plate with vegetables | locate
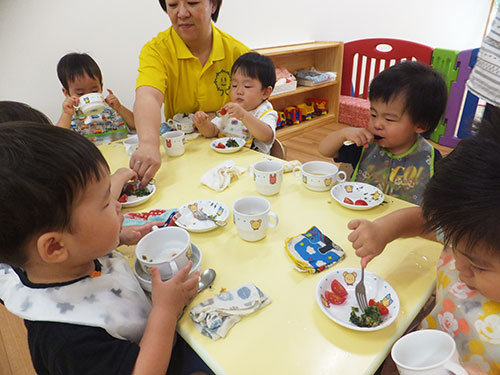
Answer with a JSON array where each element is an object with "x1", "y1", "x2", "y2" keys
[
  {"x1": 315, "y1": 268, "x2": 400, "y2": 331},
  {"x1": 210, "y1": 137, "x2": 245, "y2": 153},
  {"x1": 330, "y1": 182, "x2": 384, "y2": 210},
  {"x1": 119, "y1": 182, "x2": 156, "y2": 208}
]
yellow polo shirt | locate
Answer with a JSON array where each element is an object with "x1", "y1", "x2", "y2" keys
[{"x1": 136, "y1": 24, "x2": 249, "y2": 120}]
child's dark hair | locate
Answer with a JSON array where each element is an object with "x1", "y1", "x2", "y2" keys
[
  {"x1": 422, "y1": 109, "x2": 500, "y2": 256},
  {"x1": 0, "y1": 101, "x2": 52, "y2": 125},
  {"x1": 231, "y1": 52, "x2": 276, "y2": 90},
  {"x1": 369, "y1": 61, "x2": 447, "y2": 135},
  {"x1": 0, "y1": 123, "x2": 109, "y2": 267},
  {"x1": 159, "y1": 0, "x2": 222, "y2": 22},
  {"x1": 57, "y1": 53, "x2": 102, "y2": 93}
]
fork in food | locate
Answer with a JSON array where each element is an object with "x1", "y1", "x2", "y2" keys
[
  {"x1": 355, "y1": 266, "x2": 368, "y2": 311},
  {"x1": 193, "y1": 209, "x2": 227, "y2": 227}
]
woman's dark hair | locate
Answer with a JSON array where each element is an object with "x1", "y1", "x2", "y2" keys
[
  {"x1": 0, "y1": 123, "x2": 109, "y2": 267},
  {"x1": 57, "y1": 53, "x2": 102, "y2": 93},
  {"x1": 231, "y1": 52, "x2": 276, "y2": 90},
  {"x1": 159, "y1": 0, "x2": 222, "y2": 22},
  {"x1": 0, "y1": 101, "x2": 52, "y2": 125},
  {"x1": 422, "y1": 108, "x2": 500, "y2": 256},
  {"x1": 369, "y1": 61, "x2": 448, "y2": 135}
]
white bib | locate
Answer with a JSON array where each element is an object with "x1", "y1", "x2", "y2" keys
[{"x1": 0, "y1": 251, "x2": 151, "y2": 343}]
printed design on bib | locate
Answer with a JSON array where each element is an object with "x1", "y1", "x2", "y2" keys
[
  {"x1": 438, "y1": 298, "x2": 470, "y2": 337},
  {"x1": 214, "y1": 69, "x2": 231, "y2": 96},
  {"x1": 475, "y1": 302, "x2": 500, "y2": 344}
]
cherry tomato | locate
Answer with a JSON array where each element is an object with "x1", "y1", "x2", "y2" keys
[
  {"x1": 325, "y1": 290, "x2": 346, "y2": 305},
  {"x1": 215, "y1": 143, "x2": 226, "y2": 149},
  {"x1": 118, "y1": 194, "x2": 128, "y2": 203},
  {"x1": 369, "y1": 299, "x2": 389, "y2": 315},
  {"x1": 343, "y1": 197, "x2": 354, "y2": 205},
  {"x1": 220, "y1": 108, "x2": 227, "y2": 115},
  {"x1": 330, "y1": 279, "x2": 348, "y2": 297},
  {"x1": 355, "y1": 199, "x2": 368, "y2": 206}
]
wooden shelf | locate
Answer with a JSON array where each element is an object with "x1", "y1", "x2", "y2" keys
[{"x1": 255, "y1": 41, "x2": 343, "y2": 140}]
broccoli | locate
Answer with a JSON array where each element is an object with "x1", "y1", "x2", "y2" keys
[{"x1": 349, "y1": 305, "x2": 383, "y2": 327}]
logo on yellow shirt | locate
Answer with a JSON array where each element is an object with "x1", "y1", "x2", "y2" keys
[{"x1": 214, "y1": 69, "x2": 231, "y2": 96}]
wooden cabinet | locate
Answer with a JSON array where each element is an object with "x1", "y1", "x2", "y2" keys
[{"x1": 255, "y1": 41, "x2": 343, "y2": 141}]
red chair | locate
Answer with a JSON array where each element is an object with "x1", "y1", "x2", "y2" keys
[
  {"x1": 339, "y1": 38, "x2": 433, "y2": 128},
  {"x1": 341, "y1": 38, "x2": 434, "y2": 99}
]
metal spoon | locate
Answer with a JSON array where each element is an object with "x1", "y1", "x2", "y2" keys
[{"x1": 197, "y1": 268, "x2": 216, "y2": 293}]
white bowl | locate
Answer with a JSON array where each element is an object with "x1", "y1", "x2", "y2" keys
[{"x1": 134, "y1": 242, "x2": 202, "y2": 293}]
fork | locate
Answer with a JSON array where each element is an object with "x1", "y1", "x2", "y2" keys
[
  {"x1": 355, "y1": 266, "x2": 368, "y2": 311},
  {"x1": 193, "y1": 209, "x2": 227, "y2": 227}
]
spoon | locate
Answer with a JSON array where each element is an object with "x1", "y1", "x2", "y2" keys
[{"x1": 197, "y1": 268, "x2": 216, "y2": 293}]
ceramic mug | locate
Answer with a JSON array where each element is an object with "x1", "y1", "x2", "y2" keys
[
  {"x1": 167, "y1": 113, "x2": 195, "y2": 134},
  {"x1": 123, "y1": 135, "x2": 139, "y2": 156},
  {"x1": 162, "y1": 130, "x2": 186, "y2": 156},
  {"x1": 232, "y1": 196, "x2": 278, "y2": 241},
  {"x1": 293, "y1": 161, "x2": 346, "y2": 191},
  {"x1": 391, "y1": 330, "x2": 468, "y2": 375},
  {"x1": 247, "y1": 160, "x2": 284, "y2": 196},
  {"x1": 135, "y1": 226, "x2": 192, "y2": 280},
  {"x1": 74, "y1": 93, "x2": 106, "y2": 116}
]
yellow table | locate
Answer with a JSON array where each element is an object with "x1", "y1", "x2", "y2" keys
[{"x1": 100, "y1": 137, "x2": 442, "y2": 375}]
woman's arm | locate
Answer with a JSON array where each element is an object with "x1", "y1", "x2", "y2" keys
[{"x1": 131, "y1": 86, "x2": 164, "y2": 186}]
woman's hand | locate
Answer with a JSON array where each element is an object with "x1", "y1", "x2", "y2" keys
[{"x1": 130, "y1": 143, "x2": 161, "y2": 187}]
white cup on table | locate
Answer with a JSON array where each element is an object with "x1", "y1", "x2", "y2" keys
[
  {"x1": 247, "y1": 160, "x2": 283, "y2": 196},
  {"x1": 123, "y1": 135, "x2": 139, "y2": 156},
  {"x1": 293, "y1": 161, "x2": 346, "y2": 191},
  {"x1": 391, "y1": 329, "x2": 467, "y2": 375},
  {"x1": 162, "y1": 130, "x2": 185, "y2": 156},
  {"x1": 232, "y1": 196, "x2": 278, "y2": 241}
]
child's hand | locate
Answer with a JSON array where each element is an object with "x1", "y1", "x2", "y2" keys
[
  {"x1": 342, "y1": 127, "x2": 374, "y2": 147},
  {"x1": 151, "y1": 262, "x2": 199, "y2": 317},
  {"x1": 348, "y1": 219, "x2": 389, "y2": 267},
  {"x1": 193, "y1": 111, "x2": 209, "y2": 127},
  {"x1": 112, "y1": 167, "x2": 137, "y2": 184},
  {"x1": 105, "y1": 89, "x2": 121, "y2": 111},
  {"x1": 119, "y1": 221, "x2": 164, "y2": 246},
  {"x1": 62, "y1": 96, "x2": 78, "y2": 115},
  {"x1": 224, "y1": 102, "x2": 247, "y2": 121}
]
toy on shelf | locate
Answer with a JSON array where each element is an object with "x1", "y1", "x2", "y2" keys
[
  {"x1": 297, "y1": 103, "x2": 314, "y2": 121},
  {"x1": 271, "y1": 66, "x2": 297, "y2": 96},
  {"x1": 284, "y1": 106, "x2": 301, "y2": 125},
  {"x1": 306, "y1": 98, "x2": 328, "y2": 116},
  {"x1": 276, "y1": 111, "x2": 286, "y2": 129}
]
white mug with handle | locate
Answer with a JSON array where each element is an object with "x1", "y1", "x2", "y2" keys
[{"x1": 391, "y1": 329, "x2": 468, "y2": 375}]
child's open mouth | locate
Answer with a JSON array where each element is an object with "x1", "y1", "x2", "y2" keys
[{"x1": 374, "y1": 135, "x2": 383, "y2": 141}]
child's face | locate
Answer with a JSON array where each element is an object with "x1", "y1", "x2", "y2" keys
[
  {"x1": 64, "y1": 74, "x2": 102, "y2": 98},
  {"x1": 368, "y1": 95, "x2": 426, "y2": 155},
  {"x1": 452, "y1": 240, "x2": 500, "y2": 302},
  {"x1": 63, "y1": 169, "x2": 123, "y2": 264},
  {"x1": 229, "y1": 69, "x2": 270, "y2": 111}
]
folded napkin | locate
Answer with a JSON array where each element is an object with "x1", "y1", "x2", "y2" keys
[
  {"x1": 285, "y1": 226, "x2": 345, "y2": 273},
  {"x1": 123, "y1": 208, "x2": 178, "y2": 227},
  {"x1": 200, "y1": 160, "x2": 245, "y2": 192},
  {"x1": 262, "y1": 156, "x2": 301, "y2": 173},
  {"x1": 190, "y1": 282, "x2": 271, "y2": 340}
]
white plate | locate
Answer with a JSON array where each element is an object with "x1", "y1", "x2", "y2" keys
[
  {"x1": 121, "y1": 184, "x2": 156, "y2": 208},
  {"x1": 210, "y1": 137, "x2": 245, "y2": 153},
  {"x1": 175, "y1": 199, "x2": 229, "y2": 232},
  {"x1": 315, "y1": 268, "x2": 400, "y2": 331},
  {"x1": 330, "y1": 182, "x2": 384, "y2": 210}
]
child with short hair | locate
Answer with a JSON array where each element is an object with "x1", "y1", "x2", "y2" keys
[
  {"x1": 194, "y1": 52, "x2": 278, "y2": 154},
  {"x1": 0, "y1": 100, "x2": 52, "y2": 124},
  {"x1": 56, "y1": 52, "x2": 135, "y2": 145},
  {"x1": 318, "y1": 61, "x2": 448, "y2": 204},
  {"x1": 348, "y1": 112, "x2": 500, "y2": 374},
  {"x1": 0, "y1": 123, "x2": 203, "y2": 375}
]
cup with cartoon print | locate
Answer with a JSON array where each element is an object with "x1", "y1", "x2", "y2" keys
[
  {"x1": 293, "y1": 161, "x2": 346, "y2": 191},
  {"x1": 232, "y1": 196, "x2": 279, "y2": 241},
  {"x1": 247, "y1": 160, "x2": 284, "y2": 196},
  {"x1": 74, "y1": 93, "x2": 106, "y2": 116},
  {"x1": 391, "y1": 329, "x2": 468, "y2": 375},
  {"x1": 167, "y1": 113, "x2": 195, "y2": 134},
  {"x1": 162, "y1": 130, "x2": 186, "y2": 156}
]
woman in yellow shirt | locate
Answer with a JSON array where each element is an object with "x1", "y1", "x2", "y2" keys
[{"x1": 132, "y1": 0, "x2": 249, "y2": 184}]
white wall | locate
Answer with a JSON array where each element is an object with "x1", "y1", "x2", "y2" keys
[{"x1": 0, "y1": 0, "x2": 491, "y2": 123}]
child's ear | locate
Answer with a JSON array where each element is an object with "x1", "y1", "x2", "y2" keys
[
  {"x1": 62, "y1": 88, "x2": 70, "y2": 97},
  {"x1": 36, "y1": 232, "x2": 69, "y2": 264},
  {"x1": 262, "y1": 86, "x2": 273, "y2": 100}
]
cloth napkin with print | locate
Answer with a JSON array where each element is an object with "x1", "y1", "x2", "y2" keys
[
  {"x1": 190, "y1": 282, "x2": 271, "y2": 340},
  {"x1": 200, "y1": 160, "x2": 245, "y2": 192},
  {"x1": 122, "y1": 208, "x2": 178, "y2": 227},
  {"x1": 285, "y1": 226, "x2": 345, "y2": 273}
]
